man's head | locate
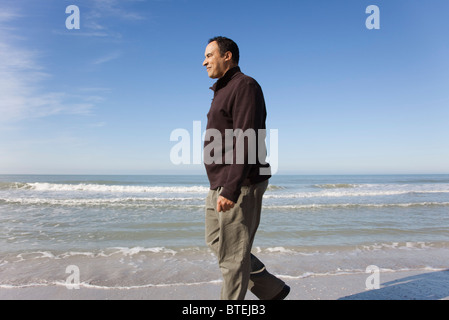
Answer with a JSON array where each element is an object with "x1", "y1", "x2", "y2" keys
[{"x1": 203, "y1": 36, "x2": 239, "y2": 79}]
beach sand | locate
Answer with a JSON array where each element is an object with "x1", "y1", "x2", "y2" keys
[{"x1": 1, "y1": 269, "x2": 448, "y2": 300}]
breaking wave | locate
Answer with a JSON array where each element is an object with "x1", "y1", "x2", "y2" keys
[{"x1": 4, "y1": 182, "x2": 210, "y2": 194}]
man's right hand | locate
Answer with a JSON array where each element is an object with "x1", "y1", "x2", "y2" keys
[{"x1": 217, "y1": 195, "x2": 235, "y2": 212}]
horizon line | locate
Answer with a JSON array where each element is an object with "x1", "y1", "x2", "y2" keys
[{"x1": 1, "y1": 172, "x2": 449, "y2": 176}]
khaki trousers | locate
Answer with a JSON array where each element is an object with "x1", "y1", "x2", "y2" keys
[{"x1": 205, "y1": 179, "x2": 285, "y2": 300}]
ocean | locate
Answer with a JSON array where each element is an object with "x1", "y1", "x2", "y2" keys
[{"x1": 1, "y1": 174, "x2": 449, "y2": 290}]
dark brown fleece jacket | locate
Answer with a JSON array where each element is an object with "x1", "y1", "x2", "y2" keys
[{"x1": 204, "y1": 66, "x2": 271, "y2": 203}]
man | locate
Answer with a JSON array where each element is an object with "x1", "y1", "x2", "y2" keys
[{"x1": 202, "y1": 36, "x2": 290, "y2": 300}]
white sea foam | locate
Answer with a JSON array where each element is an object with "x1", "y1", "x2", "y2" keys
[
  {"x1": 0, "y1": 197, "x2": 205, "y2": 207},
  {"x1": 2, "y1": 196, "x2": 448, "y2": 209},
  {"x1": 1, "y1": 243, "x2": 448, "y2": 291},
  {"x1": 263, "y1": 202, "x2": 449, "y2": 210},
  {"x1": 264, "y1": 185, "x2": 449, "y2": 199},
  {"x1": 263, "y1": 246, "x2": 296, "y2": 254},
  {"x1": 0, "y1": 279, "x2": 224, "y2": 290},
  {"x1": 108, "y1": 247, "x2": 178, "y2": 256},
  {"x1": 9, "y1": 247, "x2": 181, "y2": 262},
  {"x1": 6, "y1": 242, "x2": 442, "y2": 263},
  {"x1": 2, "y1": 175, "x2": 449, "y2": 270},
  {"x1": 4, "y1": 181, "x2": 449, "y2": 199},
  {"x1": 252, "y1": 242, "x2": 447, "y2": 256},
  {"x1": 22, "y1": 182, "x2": 210, "y2": 194},
  {"x1": 2, "y1": 266, "x2": 447, "y2": 290},
  {"x1": 313, "y1": 183, "x2": 360, "y2": 189},
  {"x1": 276, "y1": 266, "x2": 448, "y2": 280},
  {"x1": 15, "y1": 251, "x2": 57, "y2": 261}
]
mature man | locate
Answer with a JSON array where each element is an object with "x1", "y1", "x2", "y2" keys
[{"x1": 203, "y1": 36, "x2": 290, "y2": 300}]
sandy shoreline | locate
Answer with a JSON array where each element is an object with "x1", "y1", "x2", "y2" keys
[{"x1": 1, "y1": 269, "x2": 448, "y2": 300}]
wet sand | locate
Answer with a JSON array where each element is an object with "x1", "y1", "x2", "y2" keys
[{"x1": 1, "y1": 269, "x2": 448, "y2": 300}]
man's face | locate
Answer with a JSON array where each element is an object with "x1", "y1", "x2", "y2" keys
[{"x1": 203, "y1": 41, "x2": 230, "y2": 79}]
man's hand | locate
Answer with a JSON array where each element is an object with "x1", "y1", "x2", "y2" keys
[{"x1": 217, "y1": 195, "x2": 235, "y2": 212}]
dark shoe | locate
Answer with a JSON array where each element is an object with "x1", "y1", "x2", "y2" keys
[{"x1": 271, "y1": 285, "x2": 290, "y2": 300}]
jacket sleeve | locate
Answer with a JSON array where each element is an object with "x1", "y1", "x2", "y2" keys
[{"x1": 219, "y1": 80, "x2": 264, "y2": 203}]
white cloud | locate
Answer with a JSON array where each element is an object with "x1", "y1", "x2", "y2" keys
[
  {"x1": 92, "y1": 51, "x2": 122, "y2": 64},
  {"x1": 60, "y1": 0, "x2": 147, "y2": 38},
  {"x1": 0, "y1": 8, "x2": 97, "y2": 123},
  {"x1": 90, "y1": 0, "x2": 146, "y2": 21},
  {"x1": 88, "y1": 121, "x2": 107, "y2": 128},
  {"x1": 0, "y1": 9, "x2": 21, "y2": 23}
]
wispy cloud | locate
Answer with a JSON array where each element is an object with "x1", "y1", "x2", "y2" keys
[
  {"x1": 90, "y1": 0, "x2": 146, "y2": 21},
  {"x1": 57, "y1": 0, "x2": 147, "y2": 38},
  {"x1": 0, "y1": 9, "x2": 21, "y2": 23},
  {"x1": 0, "y1": 8, "x2": 97, "y2": 123},
  {"x1": 88, "y1": 121, "x2": 107, "y2": 128},
  {"x1": 92, "y1": 51, "x2": 122, "y2": 65}
]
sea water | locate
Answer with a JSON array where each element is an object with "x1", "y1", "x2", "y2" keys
[{"x1": 1, "y1": 174, "x2": 449, "y2": 289}]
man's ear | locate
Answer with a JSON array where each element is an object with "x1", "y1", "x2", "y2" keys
[{"x1": 224, "y1": 51, "x2": 233, "y2": 62}]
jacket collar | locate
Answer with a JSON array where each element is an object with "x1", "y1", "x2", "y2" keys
[{"x1": 210, "y1": 66, "x2": 241, "y2": 92}]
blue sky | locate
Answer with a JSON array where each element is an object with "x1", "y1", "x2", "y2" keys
[{"x1": 0, "y1": 0, "x2": 448, "y2": 175}]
